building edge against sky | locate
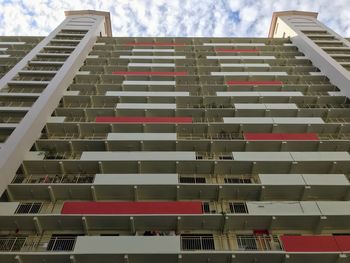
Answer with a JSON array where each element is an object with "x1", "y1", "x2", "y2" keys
[{"x1": 0, "y1": 9, "x2": 349, "y2": 263}]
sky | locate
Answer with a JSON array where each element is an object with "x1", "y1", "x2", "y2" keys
[{"x1": 0, "y1": 0, "x2": 350, "y2": 38}]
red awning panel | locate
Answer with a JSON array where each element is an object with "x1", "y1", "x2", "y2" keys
[
  {"x1": 334, "y1": 236, "x2": 350, "y2": 252},
  {"x1": 61, "y1": 201, "x2": 203, "y2": 214},
  {"x1": 95, "y1": 116, "x2": 192, "y2": 123},
  {"x1": 244, "y1": 133, "x2": 319, "y2": 141},
  {"x1": 226, "y1": 81, "x2": 283, "y2": 86},
  {"x1": 112, "y1": 71, "x2": 187, "y2": 76},
  {"x1": 281, "y1": 235, "x2": 339, "y2": 252},
  {"x1": 125, "y1": 43, "x2": 185, "y2": 46}
]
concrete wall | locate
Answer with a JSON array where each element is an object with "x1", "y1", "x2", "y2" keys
[
  {"x1": 94, "y1": 173, "x2": 178, "y2": 185},
  {"x1": 80, "y1": 151, "x2": 196, "y2": 161},
  {"x1": 246, "y1": 201, "x2": 321, "y2": 215},
  {"x1": 259, "y1": 174, "x2": 349, "y2": 185},
  {"x1": 107, "y1": 133, "x2": 177, "y2": 141},
  {"x1": 74, "y1": 236, "x2": 181, "y2": 254},
  {"x1": 0, "y1": 202, "x2": 19, "y2": 215}
]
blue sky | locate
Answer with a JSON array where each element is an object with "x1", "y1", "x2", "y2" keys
[{"x1": 0, "y1": 0, "x2": 349, "y2": 37}]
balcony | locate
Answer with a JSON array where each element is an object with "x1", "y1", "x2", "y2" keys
[
  {"x1": 181, "y1": 234, "x2": 282, "y2": 251},
  {"x1": 0, "y1": 235, "x2": 76, "y2": 252},
  {"x1": 12, "y1": 174, "x2": 94, "y2": 184}
]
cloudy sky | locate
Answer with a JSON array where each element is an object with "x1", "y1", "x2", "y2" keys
[{"x1": 0, "y1": 0, "x2": 350, "y2": 37}]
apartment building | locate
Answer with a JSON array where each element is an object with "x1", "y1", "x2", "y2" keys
[{"x1": 0, "y1": 9, "x2": 349, "y2": 263}]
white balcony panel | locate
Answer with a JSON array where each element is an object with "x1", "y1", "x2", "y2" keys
[
  {"x1": 63, "y1": 90, "x2": 80, "y2": 96},
  {"x1": 0, "y1": 123, "x2": 18, "y2": 128},
  {"x1": 220, "y1": 63, "x2": 270, "y2": 67},
  {"x1": 302, "y1": 174, "x2": 349, "y2": 185},
  {"x1": 0, "y1": 55, "x2": 10, "y2": 58},
  {"x1": 0, "y1": 42, "x2": 25, "y2": 45},
  {"x1": 265, "y1": 103, "x2": 298, "y2": 109},
  {"x1": 24, "y1": 151, "x2": 45, "y2": 161},
  {"x1": 223, "y1": 117, "x2": 324, "y2": 124},
  {"x1": 234, "y1": 103, "x2": 266, "y2": 109},
  {"x1": 223, "y1": 117, "x2": 274, "y2": 124},
  {"x1": 131, "y1": 49, "x2": 175, "y2": 52},
  {"x1": 0, "y1": 107, "x2": 31, "y2": 111},
  {"x1": 106, "y1": 91, "x2": 189, "y2": 97},
  {"x1": 116, "y1": 103, "x2": 176, "y2": 109},
  {"x1": 47, "y1": 116, "x2": 66, "y2": 123},
  {"x1": 232, "y1": 152, "x2": 293, "y2": 161},
  {"x1": 207, "y1": 56, "x2": 275, "y2": 60},
  {"x1": 107, "y1": 133, "x2": 177, "y2": 141},
  {"x1": 94, "y1": 173, "x2": 178, "y2": 185},
  {"x1": 0, "y1": 48, "x2": 8, "y2": 51},
  {"x1": 246, "y1": 201, "x2": 321, "y2": 215},
  {"x1": 128, "y1": 63, "x2": 176, "y2": 67},
  {"x1": 203, "y1": 43, "x2": 265, "y2": 46},
  {"x1": 317, "y1": 201, "x2": 350, "y2": 215},
  {"x1": 328, "y1": 91, "x2": 342, "y2": 96},
  {"x1": 0, "y1": 202, "x2": 19, "y2": 215},
  {"x1": 295, "y1": 56, "x2": 308, "y2": 59},
  {"x1": 74, "y1": 236, "x2": 180, "y2": 254},
  {"x1": 217, "y1": 92, "x2": 303, "y2": 97},
  {"x1": 211, "y1": 72, "x2": 287, "y2": 76},
  {"x1": 272, "y1": 117, "x2": 324, "y2": 124},
  {"x1": 259, "y1": 174, "x2": 305, "y2": 185},
  {"x1": 290, "y1": 152, "x2": 350, "y2": 161},
  {"x1": 309, "y1": 72, "x2": 324, "y2": 76},
  {"x1": 76, "y1": 71, "x2": 90, "y2": 75},
  {"x1": 80, "y1": 151, "x2": 196, "y2": 161},
  {"x1": 87, "y1": 55, "x2": 99, "y2": 58},
  {"x1": 234, "y1": 103, "x2": 298, "y2": 109},
  {"x1": 123, "y1": 80, "x2": 176, "y2": 86},
  {"x1": 283, "y1": 43, "x2": 295, "y2": 46},
  {"x1": 0, "y1": 93, "x2": 41, "y2": 97},
  {"x1": 120, "y1": 55, "x2": 185, "y2": 59}
]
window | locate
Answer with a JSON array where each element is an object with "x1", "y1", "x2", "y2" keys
[
  {"x1": 229, "y1": 202, "x2": 248, "y2": 213},
  {"x1": 0, "y1": 236, "x2": 26, "y2": 251},
  {"x1": 237, "y1": 235, "x2": 257, "y2": 250},
  {"x1": 224, "y1": 178, "x2": 252, "y2": 184},
  {"x1": 15, "y1": 202, "x2": 42, "y2": 214},
  {"x1": 180, "y1": 177, "x2": 206, "y2": 183},
  {"x1": 47, "y1": 235, "x2": 77, "y2": 251},
  {"x1": 237, "y1": 234, "x2": 281, "y2": 251},
  {"x1": 202, "y1": 202, "x2": 210, "y2": 213},
  {"x1": 181, "y1": 234, "x2": 215, "y2": 250}
]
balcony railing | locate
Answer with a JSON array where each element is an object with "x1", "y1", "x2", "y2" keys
[
  {"x1": 236, "y1": 235, "x2": 282, "y2": 251},
  {"x1": 0, "y1": 236, "x2": 76, "y2": 252},
  {"x1": 12, "y1": 174, "x2": 94, "y2": 184},
  {"x1": 44, "y1": 152, "x2": 81, "y2": 160},
  {"x1": 181, "y1": 235, "x2": 215, "y2": 250},
  {"x1": 181, "y1": 234, "x2": 282, "y2": 251},
  {"x1": 0, "y1": 237, "x2": 26, "y2": 251}
]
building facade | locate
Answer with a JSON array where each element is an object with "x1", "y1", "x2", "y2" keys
[{"x1": 0, "y1": 9, "x2": 349, "y2": 263}]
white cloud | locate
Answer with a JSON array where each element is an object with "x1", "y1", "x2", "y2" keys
[{"x1": 0, "y1": 0, "x2": 349, "y2": 37}]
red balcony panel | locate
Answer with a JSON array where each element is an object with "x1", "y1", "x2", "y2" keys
[
  {"x1": 281, "y1": 133, "x2": 319, "y2": 140},
  {"x1": 61, "y1": 201, "x2": 203, "y2": 214},
  {"x1": 281, "y1": 235, "x2": 339, "y2": 252},
  {"x1": 215, "y1": 49, "x2": 259, "y2": 53},
  {"x1": 244, "y1": 133, "x2": 283, "y2": 140},
  {"x1": 334, "y1": 236, "x2": 350, "y2": 252},
  {"x1": 244, "y1": 133, "x2": 319, "y2": 141},
  {"x1": 125, "y1": 43, "x2": 186, "y2": 46},
  {"x1": 95, "y1": 116, "x2": 192, "y2": 123},
  {"x1": 112, "y1": 71, "x2": 187, "y2": 76},
  {"x1": 226, "y1": 81, "x2": 283, "y2": 86}
]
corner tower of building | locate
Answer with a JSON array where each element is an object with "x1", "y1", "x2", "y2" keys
[{"x1": 269, "y1": 10, "x2": 350, "y2": 97}]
